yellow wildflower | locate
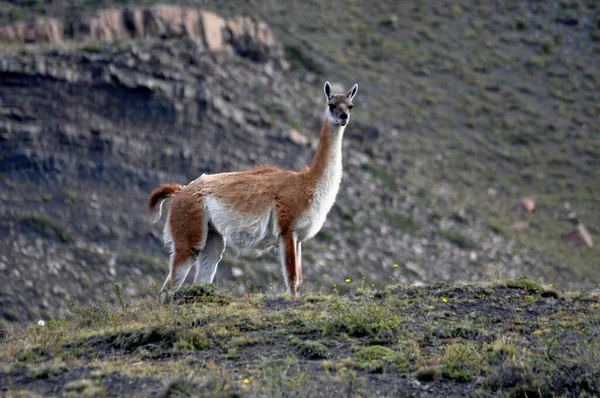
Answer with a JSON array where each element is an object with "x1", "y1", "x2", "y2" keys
[
  {"x1": 345, "y1": 278, "x2": 351, "y2": 283},
  {"x1": 532, "y1": 329, "x2": 543, "y2": 336},
  {"x1": 427, "y1": 306, "x2": 435, "y2": 311},
  {"x1": 548, "y1": 284, "x2": 553, "y2": 287},
  {"x1": 393, "y1": 263, "x2": 399, "y2": 268},
  {"x1": 243, "y1": 379, "x2": 249, "y2": 384},
  {"x1": 442, "y1": 297, "x2": 448, "y2": 303}
]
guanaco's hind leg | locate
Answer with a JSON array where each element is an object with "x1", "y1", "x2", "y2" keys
[
  {"x1": 194, "y1": 230, "x2": 226, "y2": 284},
  {"x1": 160, "y1": 252, "x2": 195, "y2": 301},
  {"x1": 159, "y1": 191, "x2": 207, "y2": 301},
  {"x1": 280, "y1": 232, "x2": 297, "y2": 296},
  {"x1": 296, "y1": 241, "x2": 303, "y2": 292}
]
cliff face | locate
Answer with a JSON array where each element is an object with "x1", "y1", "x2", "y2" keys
[
  {"x1": 0, "y1": 5, "x2": 276, "y2": 61},
  {"x1": 0, "y1": 8, "x2": 298, "y2": 323}
]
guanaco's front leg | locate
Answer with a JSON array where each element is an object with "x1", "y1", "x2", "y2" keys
[{"x1": 280, "y1": 232, "x2": 297, "y2": 296}]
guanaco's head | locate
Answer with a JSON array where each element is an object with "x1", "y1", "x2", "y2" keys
[{"x1": 324, "y1": 81, "x2": 358, "y2": 127}]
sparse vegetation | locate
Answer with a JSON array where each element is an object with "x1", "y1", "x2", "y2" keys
[
  {"x1": 439, "y1": 229, "x2": 477, "y2": 250},
  {"x1": 65, "y1": 192, "x2": 79, "y2": 204},
  {"x1": 487, "y1": 217, "x2": 507, "y2": 237},
  {"x1": 362, "y1": 163, "x2": 397, "y2": 191},
  {"x1": 20, "y1": 214, "x2": 72, "y2": 243},
  {"x1": 297, "y1": 340, "x2": 329, "y2": 359},
  {"x1": 415, "y1": 365, "x2": 441, "y2": 382},
  {"x1": 284, "y1": 45, "x2": 325, "y2": 75},
  {"x1": 383, "y1": 211, "x2": 415, "y2": 231},
  {"x1": 502, "y1": 278, "x2": 546, "y2": 294},
  {"x1": 80, "y1": 43, "x2": 105, "y2": 54},
  {"x1": 1, "y1": 281, "x2": 598, "y2": 396},
  {"x1": 116, "y1": 251, "x2": 161, "y2": 273}
]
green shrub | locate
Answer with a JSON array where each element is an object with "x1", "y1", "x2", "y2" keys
[
  {"x1": 383, "y1": 211, "x2": 414, "y2": 231},
  {"x1": 117, "y1": 252, "x2": 161, "y2": 273},
  {"x1": 63, "y1": 379, "x2": 105, "y2": 398},
  {"x1": 284, "y1": 45, "x2": 325, "y2": 75},
  {"x1": 80, "y1": 44, "x2": 105, "y2": 54},
  {"x1": 354, "y1": 345, "x2": 397, "y2": 362},
  {"x1": 298, "y1": 341, "x2": 329, "y2": 359},
  {"x1": 439, "y1": 229, "x2": 477, "y2": 250},
  {"x1": 415, "y1": 366, "x2": 441, "y2": 382},
  {"x1": 440, "y1": 342, "x2": 484, "y2": 382},
  {"x1": 20, "y1": 215, "x2": 72, "y2": 243},
  {"x1": 362, "y1": 164, "x2": 397, "y2": 191},
  {"x1": 502, "y1": 278, "x2": 545, "y2": 294},
  {"x1": 323, "y1": 299, "x2": 402, "y2": 339}
]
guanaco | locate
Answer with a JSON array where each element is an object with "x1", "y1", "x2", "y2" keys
[{"x1": 147, "y1": 81, "x2": 358, "y2": 298}]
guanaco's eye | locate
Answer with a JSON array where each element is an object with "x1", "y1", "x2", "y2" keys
[
  {"x1": 328, "y1": 103, "x2": 335, "y2": 109},
  {"x1": 348, "y1": 105, "x2": 354, "y2": 110}
]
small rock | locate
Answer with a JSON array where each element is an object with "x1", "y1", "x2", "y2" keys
[
  {"x1": 563, "y1": 213, "x2": 593, "y2": 248},
  {"x1": 289, "y1": 129, "x2": 308, "y2": 145},
  {"x1": 469, "y1": 251, "x2": 478, "y2": 262},
  {"x1": 381, "y1": 15, "x2": 400, "y2": 28},
  {"x1": 520, "y1": 197, "x2": 535, "y2": 213}
]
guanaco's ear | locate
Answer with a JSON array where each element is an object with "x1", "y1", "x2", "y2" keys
[
  {"x1": 324, "y1": 81, "x2": 332, "y2": 100},
  {"x1": 346, "y1": 83, "x2": 358, "y2": 101}
]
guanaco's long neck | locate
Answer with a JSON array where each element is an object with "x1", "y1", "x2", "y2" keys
[{"x1": 307, "y1": 118, "x2": 345, "y2": 186}]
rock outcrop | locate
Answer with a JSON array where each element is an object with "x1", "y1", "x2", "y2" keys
[
  {"x1": 0, "y1": 9, "x2": 287, "y2": 326},
  {"x1": 0, "y1": 6, "x2": 277, "y2": 61},
  {"x1": 520, "y1": 197, "x2": 535, "y2": 214}
]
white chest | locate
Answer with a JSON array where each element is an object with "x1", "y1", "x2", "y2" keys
[{"x1": 295, "y1": 139, "x2": 343, "y2": 241}]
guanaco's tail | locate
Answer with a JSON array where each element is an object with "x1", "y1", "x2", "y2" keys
[{"x1": 147, "y1": 184, "x2": 182, "y2": 222}]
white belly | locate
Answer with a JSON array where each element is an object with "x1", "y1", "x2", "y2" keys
[{"x1": 204, "y1": 196, "x2": 278, "y2": 252}]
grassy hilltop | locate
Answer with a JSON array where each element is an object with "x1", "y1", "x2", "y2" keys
[{"x1": 1, "y1": 280, "x2": 599, "y2": 397}]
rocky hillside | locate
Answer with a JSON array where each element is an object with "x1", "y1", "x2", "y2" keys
[{"x1": 1, "y1": 2, "x2": 599, "y2": 326}]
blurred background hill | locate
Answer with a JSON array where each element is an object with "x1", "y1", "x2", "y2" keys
[{"x1": 0, "y1": 0, "x2": 598, "y2": 326}]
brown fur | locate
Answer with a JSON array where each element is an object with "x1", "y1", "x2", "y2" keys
[
  {"x1": 182, "y1": 121, "x2": 333, "y2": 233},
  {"x1": 282, "y1": 232, "x2": 297, "y2": 295},
  {"x1": 168, "y1": 189, "x2": 206, "y2": 273},
  {"x1": 147, "y1": 184, "x2": 182, "y2": 214}
]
